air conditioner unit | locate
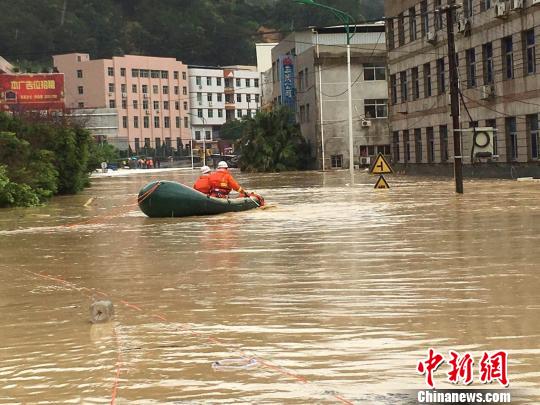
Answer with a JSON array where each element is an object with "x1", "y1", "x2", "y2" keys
[
  {"x1": 143, "y1": 94, "x2": 148, "y2": 99},
  {"x1": 495, "y1": 1, "x2": 508, "y2": 17},
  {"x1": 198, "y1": 85, "x2": 202, "y2": 89},
  {"x1": 480, "y1": 84, "x2": 495, "y2": 99},
  {"x1": 121, "y1": 92, "x2": 127, "y2": 98},
  {"x1": 511, "y1": 0, "x2": 524, "y2": 9},
  {"x1": 470, "y1": 127, "x2": 495, "y2": 158},
  {"x1": 427, "y1": 31, "x2": 437, "y2": 44},
  {"x1": 208, "y1": 101, "x2": 213, "y2": 107},
  {"x1": 457, "y1": 17, "x2": 471, "y2": 34},
  {"x1": 145, "y1": 110, "x2": 150, "y2": 115},
  {"x1": 155, "y1": 109, "x2": 160, "y2": 114},
  {"x1": 360, "y1": 156, "x2": 371, "y2": 165},
  {"x1": 198, "y1": 100, "x2": 202, "y2": 105},
  {"x1": 361, "y1": 119, "x2": 372, "y2": 127}
]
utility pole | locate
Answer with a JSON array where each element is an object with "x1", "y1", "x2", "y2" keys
[{"x1": 445, "y1": 4, "x2": 464, "y2": 194}]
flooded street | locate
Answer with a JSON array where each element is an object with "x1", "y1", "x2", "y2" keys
[{"x1": 0, "y1": 170, "x2": 539, "y2": 404}]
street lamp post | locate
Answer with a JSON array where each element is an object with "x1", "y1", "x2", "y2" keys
[{"x1": 295, "y1": 0, "x2": 356, "y2": 179}]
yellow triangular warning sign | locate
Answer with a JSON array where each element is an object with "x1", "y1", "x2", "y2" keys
[
  {"x1": 374, "y1": 175, "x2": 390, "y2": 189},
  {"x1": 370, "y1": 153, "x2": 393, "y2": 175}
]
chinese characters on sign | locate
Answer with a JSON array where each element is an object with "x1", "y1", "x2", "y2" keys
[
  {"x1": 0, "y1": 73, "x2": 65, "y2": 112},
  {"x1": 417, "y1": 349, "x2": 509, "y2": 388},
  {"x1": 279, "y1": 56, "x2": 296, "y2": 111}
]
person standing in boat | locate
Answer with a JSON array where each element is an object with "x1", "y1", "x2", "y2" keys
[
  {"x1": 208, "y1": 161, "x2": 247, "y2": 198},
  {"x1": 194, "y1": 165, "x2": 212, "y2": 194}
]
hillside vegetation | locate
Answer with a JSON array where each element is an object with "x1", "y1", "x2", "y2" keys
[{"x1": 0, "y1": 0, "x2": 384, "y2": 68}]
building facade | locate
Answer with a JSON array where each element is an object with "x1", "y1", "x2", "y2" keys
[
  {"x1": 188, "y1": 66, "x2": 261, "y2": 153},
  {"x1": 53, "y1": 53, "x2": 190, "y2": 153},
  {"x1": 386, "y1": 0, "x2": 540, "y2": 175},
  {"x1": 0, "y1": 56, "x2": 13, "y2": 74},
  {"x1": 270, "y1": 24, "x2": 390, "y2": 170}
]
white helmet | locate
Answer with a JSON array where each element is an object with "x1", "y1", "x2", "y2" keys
[
  {"x1": 217, "y1": 161, "x2": 228, "y2": 169},
  {"x1": 200, "y1": 165, "x2": 211, "y2": 174}
]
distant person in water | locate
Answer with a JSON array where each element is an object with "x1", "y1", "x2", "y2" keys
[
  {"x1": 208, "y1": 161, "x2": 247, "y2": 198},
  {"x1": 193, "y1": 165, "x2": 212, "y2": 194}
]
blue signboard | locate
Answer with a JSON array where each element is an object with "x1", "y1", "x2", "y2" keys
[{"x1": 280, "y1": 56, "x2": 296, "y2": 111}]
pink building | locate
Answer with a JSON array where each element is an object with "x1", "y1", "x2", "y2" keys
[{"x1": 53, "y1": 53, "x2": 190, "y2": 153}]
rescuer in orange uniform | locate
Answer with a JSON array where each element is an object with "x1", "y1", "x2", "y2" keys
[
  {"x1": 193, "y1": 165, "x2": 212, "y2": 194},
  {"x1": 208, "y1": 161, "x2": 247, "y2": 198}
]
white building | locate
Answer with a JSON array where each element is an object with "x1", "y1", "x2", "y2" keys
[{"x1": 188, "y1": 66, "x2": 262, "y2": 153}]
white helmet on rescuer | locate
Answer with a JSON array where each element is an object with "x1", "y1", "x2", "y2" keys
[
  {"x1": 217, "y1": 161, "x2": 228, "y2": 169},
  {"x1": 200, "y1": 165, "x2": 211, "y2": 174}
]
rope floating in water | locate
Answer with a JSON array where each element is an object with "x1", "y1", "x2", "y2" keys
[{"x1": 212, "y1": 358, "x2": 258, "y2": 371}]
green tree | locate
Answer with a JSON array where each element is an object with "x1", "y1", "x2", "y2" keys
[{"x1": 237, "y1": 107, "x2": 310, "y2": 172}]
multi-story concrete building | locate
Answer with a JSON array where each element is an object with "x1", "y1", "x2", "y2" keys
[
  {"x1": 0, "y1": 56, "x2": 13, "y2": 74},
  {"x1": 386, "y1": 0, "x2": 540, "y2": 176},
  {"x1": 270, "y1": 24, "x2": 390, "y2": 170},
  {"x1": 53, "y1": 53, "x2": 190, "y2": 153},
  {"x1": 188, "y1": 66, "x2": 261, "y2": 153}
]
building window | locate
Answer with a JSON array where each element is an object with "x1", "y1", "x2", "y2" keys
[
  {"x1": 434, "y1": 0, "x2": 443, "y2": 30},
  {"x1": 144, "y1": 138, "x2": 150, "y2": 150},
  {"x1": 184, "y1": 117, "x2": 188, "y2": 128},
  {"x1": 195, "y1": 131, "x2": 201, "y2": 141},
  {"x1": 437, "y1": 58, "x2": 445, "y2": 94},
  {"x1": 108, "y1": 83, "x2": 115, "y2": 93},
  {"x1": 164, "y1": 116, "x2": 170, "y2": 128},
  {"x1": 427, "y1": 127, "x2": 435, "y2": 163},
  {"x1": 217, "y1": 77, "x2": 222, "y2": 86},
  {"x1": 528, "y1": 114, "x2": 539, "y2": 159},
  {"x1": 164, "y1": 101, "x2": 169, "y2": 110},
  {"x1": 237, "y1": 110, "x2": 242, "y2": 118},
  {"x1": 197, "y1": 109, "x2": 203, "y2": 118},
  {"x1": 364, "y1": 99, "x2": 388, "y2": 118},
  {"x1": 135, "y1": 138, "x2": 140, "y2": 151},
  {"x1": 439, "y1": 125, "x2": 448, "y2": 162},
  {"x1": 143, "y1": 116, "x2": 149, "y2": 128},
  {"x1": 398, "y1": 12, "x2": 405, "y2": 46},
  {"x1": 306, "y1": 103, "x2": 310, "y2": 122},
  {"x1": 175, "y1": 117, "x2": 180, "y2": 128},
  {"x1": 393, "y1": 132, "x2": 400, "y2": 162},
  {"x1": 205, "y1": 77, "x2": 211, "y2": 86},
  {"x1": 151, "y1": 70, "x2": 160, "y2": 79},
  {"x1": 481, "y1": 0, "x2": 492, "y2": 11},
  {"x1": 207, "y1": 93, "x2": 212, "y2": 102},
  {"x1": 208, "y1": 109, "x2": 214, "y2": 118},
  {"x1": 120, "y1": 68, "x2": 126, "y2": 77},
  {"x1": 390, "y1": 74, "x2": 397, "y2": 104},
  {"x1": 331, "y1": 154, "x2": 343, "y2": 168},
  {"x1": 174, "y1": 71, "x2": 179, "y2": 80},
  {"x1": 183, "y1": 87, "x2": 187, "y2": 95},
  {"x1": 524, "y1": 29, "x2": 536, "y2": 75},
  {"x1": 502, "y1": 36, "x2": 514, "y2": 80},
  {"x1": 236, "y1": 93, "x2": 242, "y2": 102},
  {"x1": 217, "y1": 94, "x2": 223, "y2": 102},
  {"x1": 132, "y1": 69, "x2": 139, "y2": 78},
  {"x1": 78, "y1": 86, "x2": 84, "y2": 95},
  {"x1": 236, "y1": 78, "x2": 241, "y2": 87},
  {"x1": 174, "y1": 86, "x2": 179, "y2": 95},
  {"x1": 364, "y1": 64, "x2": 386, "y2": 80},
  {"x1": 486, "y1": 119, "x2": 498, "y2": 155},
  {"x1": 183, "y1": 101, "x2": 188, "y2": 110},
  {"x1": 205, "y1": 130, "x2": 211, "y2": 140},
  {"x1": 463, "y1": 0, "x2": 473, "y2": 17},
  {"x1": 143, "y1": 100, "x2": 148, "y2": 109},
  {"x1": 163, "y1": 86, "x2": 169, "y2": 94},
  {"x1": 506, "y1": 117, "x2": 518, "y2": 161},
  {"x1": 466, "y1": 48, "x2": 476, "y2": 87},
  {"x1": 154, "y1": 116, "x2": 160, "y2": 128},
  {"x1": 161, "y1": 71, "x2": 168, "y2": 79},
  {"x1": 142, "y1": 85, "x2": 148, "y2": 94},
  {"x1": 77, "y1": 69, "x2": 83, "y2": 78},
  {"x1": 414, "y1": 128, "x2": 423, "y2": 163},
  {"x1": 140, "y1": 69, "x2": 149, "y2": 78},
  {"x1": 246, "y1": 78, "x2": 251, "y2": 87},
  {"x1": 133, "y1": 100, "x2": 138, "y2": 109},
  {"x1": 122, "y1": 116, "x2": 128, "y2": 128},
  {"x1": 196, "y1": 76, "x2": 201, "y2": 86},
  {"x1": 387, "y1": 19, "x2": 395, "y2": 50},
  {"x1": 109, "y1": 100, "x2": 115, "y2": 108},
  {"x1": 412, "y1": 67, "x2": 420, "y2": 100},
  {"x1": 182, "y1": 72, "x2": 186, "y2": 80},
  {"x1": 132, "y1": 84, "x2": 137, "y2": 93},
  {"x1": 218, "y1": 109, "x2": 223, "y2": 118},
  {"x1": 108, "y1": 67, "x2": 114, "y2": 76},
  {"x1": 409, "y1": 6, "x2": 417, "y2": 42},
  {"x1": 254, "y1": 78, "x2": 259, "y2": 87},
  {"x1": 121, "y1": 83, "x2": 127, "y2": 93},
  {"x1": 404, "y1": 130, "x2": 411, "y2": 162},
  {"x1": 153, "y1": 101, "x2": 159, "y2": 110},
  {"x1": 134, "y1": 116, "x2": 139, "y2": 128},
  {"x1": 155, "y1": 138, "x2": 162, "y2": 150},
  {"x1": 121, "y1": 99, "x2": 127, "y2": 109},
  {"x1": 483, "y1": 42, "x2": 493, "y2": 84},
  {"x1": 420, "y1": 1, "x2": 428, "y2": 37},
  {"x1": 165, "y1": 137, "x2": 171, "y2": 148},
  {"x1": 78, "y1": 102, "x2": 84, "y2": 108},
  {"x1": 400, "y1": 71, "x2": 408, "y2": 102},
  {"x1": 153, "y1": 85, "x2": 158, "y2": 94}
]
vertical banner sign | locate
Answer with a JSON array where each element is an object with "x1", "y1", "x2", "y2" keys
[
  {"x1": 280, "y1": 56, "x2": 296, "y2": 112},
  {"x1": 0, "y1": 73, "x2": 65, "y2": 112}
]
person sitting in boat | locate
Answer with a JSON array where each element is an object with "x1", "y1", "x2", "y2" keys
[
  {"x1": 208, "y1": 161, "x2": 247, "y2": 198},
  {"x1": 193, "y1": 165, "x2": 212, "y2": 194}
]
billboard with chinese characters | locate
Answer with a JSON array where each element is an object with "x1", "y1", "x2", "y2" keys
[
  {"x1": 0, "y1": 73, "x2": 65, "y2": 112},
  {"x1": 279, "y1": 56, "x2": 296, "y2": 111}
]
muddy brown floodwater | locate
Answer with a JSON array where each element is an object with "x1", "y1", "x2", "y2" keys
[{"x1": 0, "y1": 170, "x2": 539, "y2": 404}]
